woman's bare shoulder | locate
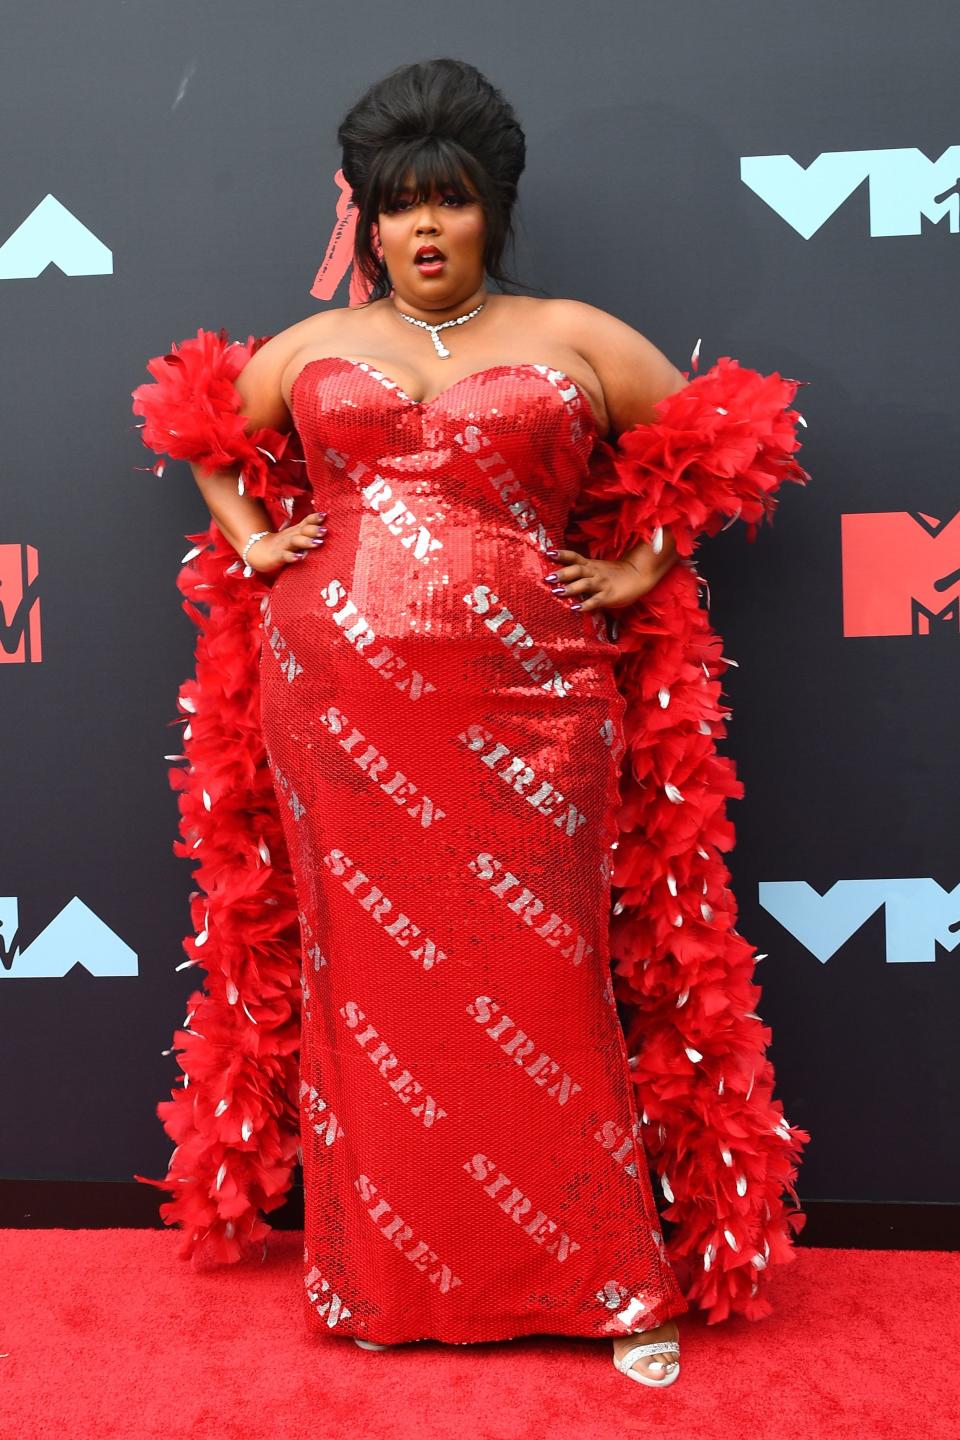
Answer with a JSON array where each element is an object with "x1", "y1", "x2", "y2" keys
[
  {"x1": 233, "y1": 307, "x2": 351, "y2": 430},
  {"x1": 542, "y1": 297, "x2": 689, "y2": 433},
  {"x1": 260, "y1": 305, "x2": 353, "y2": 358}
]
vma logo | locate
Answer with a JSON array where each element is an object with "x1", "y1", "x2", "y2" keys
[
  {"x1": 0, "y1": 543, "x2": 42, "y2": 663},
  {"x1": 0, "y1": 897, "x2": 138, "y2": 978},
  {"x1": 759, "y1": 880, "x2": 960, "y2": 965},
  {"x1": 841, "y1": 511, "x2": 959, "y2": 636},
  {"x1": 0, "y1": 194, "x2": 112, "y2": 278},
  {"x1": 741, "y1": 146, "x2": 960, "y2": 237}
]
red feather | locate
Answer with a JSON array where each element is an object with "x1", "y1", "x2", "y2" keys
[{"x1": 566, "y1": 352, "x2": 811, "y2": 1322}]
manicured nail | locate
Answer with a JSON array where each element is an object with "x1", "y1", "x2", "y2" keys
[
  {"x1": 311, "y1": 537, "x2": 324, "y2": 545},
  {"x1": 316, "y1": 511, "x2": 328, "y2": 519},
  {"x1": 543, "y1": 572, "x2": 558, "y2": 582},
  {"x1": 545, "y1": 548, "x2": 559, "y2": 558},
  {"x1": 570, "y1": 601, "x2": 582, "y2": 610},
  {"x1": 550, "y1": 584, "x2": 566, "y2": 595}
]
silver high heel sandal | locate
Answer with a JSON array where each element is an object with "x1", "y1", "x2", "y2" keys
[{"x1": 612, "y1": 1335, "x2": 681, "y2": 1387}]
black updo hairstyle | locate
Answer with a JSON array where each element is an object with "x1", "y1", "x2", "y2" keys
[{"x1": 337, "y1": 57, "x2": 538, "y2": 302}]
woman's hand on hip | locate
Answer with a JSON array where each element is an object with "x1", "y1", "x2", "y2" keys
[
  {"x1": 542, "y1": 547, "x2": 666, "y2": 611},
  {"x1": 245, "y1": 512, "x2": 328, "y2": 573}
]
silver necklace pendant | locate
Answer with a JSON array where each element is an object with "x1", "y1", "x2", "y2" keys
[
  {"x1": 429, "y1": 328, "x2": 452, "y2": 359},
  {"x1": 395, "y1": 301, "x2": 486, "y2": 358}
]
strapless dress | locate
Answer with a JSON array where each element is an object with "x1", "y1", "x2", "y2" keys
[{"x1": 257, "y1": 355, "x2": 688, "y2": 1344}]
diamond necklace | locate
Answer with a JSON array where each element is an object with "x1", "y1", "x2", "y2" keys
[{"x1": 393, "y1": 298, "x2": 486, "y2": 357}]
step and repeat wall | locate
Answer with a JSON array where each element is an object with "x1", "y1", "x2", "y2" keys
[{"x1": 2, "y1": 1, "x2": 957, "y2": 1208}]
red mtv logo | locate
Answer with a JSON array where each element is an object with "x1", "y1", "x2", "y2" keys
[
  {"x1": 0, "y1": 543, "x2": 42, "y2": 663},
  {"x1": 841, "y1": 512, "x2": 960, "y2": 636}
]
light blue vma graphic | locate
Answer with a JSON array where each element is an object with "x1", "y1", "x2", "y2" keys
[
  {"x1": 0, "y1": 194, "x2": 112, "y2": 279},
  {"x1": 0, "y1": 897, "x2": 137, "y2": 978},
  {"x1": 758, "y1": 879, "x2": 960, "y2": 965},
  {"x1": 741, "y1": 147, "x2": 960, "y2": 238}
]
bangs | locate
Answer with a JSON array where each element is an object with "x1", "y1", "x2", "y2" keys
[{"x1": 372, "y1": 140, "x2": 478, "y2": 211}]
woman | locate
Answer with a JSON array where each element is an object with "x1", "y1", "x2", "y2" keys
[{"x1": 132, "y1": 57, "x2": 810, "y2": 1387}]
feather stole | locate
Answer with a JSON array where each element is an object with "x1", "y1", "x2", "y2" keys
[{"x1": 131, "y1": 330, "x2": 812, "y2": 1321}]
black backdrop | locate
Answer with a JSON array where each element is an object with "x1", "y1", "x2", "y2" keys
[{"x1": 2, "y1": 0, "x2": 957, "y2": 1211}]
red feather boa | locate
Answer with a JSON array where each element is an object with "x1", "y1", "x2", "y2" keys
[{"x1": 131, "y1": 329, "x2": 812, "y2": 1322}]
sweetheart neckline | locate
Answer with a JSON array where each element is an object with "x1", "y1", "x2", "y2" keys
[{"x1": 289, "y1": 355, "x2": 603, "y2": 439}]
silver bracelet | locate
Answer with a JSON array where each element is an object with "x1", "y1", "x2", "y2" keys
[{"x1": 241, "y1": 529, "x2": 271, "y2": 567}]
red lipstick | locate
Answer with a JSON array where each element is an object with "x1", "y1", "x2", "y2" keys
[{"x1": 414, "y1": 245, "x2": 446, "y2": 275}]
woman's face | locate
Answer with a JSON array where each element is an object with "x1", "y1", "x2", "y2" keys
[{"x1": 375, "y1": 168, "x2": 487, "y2": 306}]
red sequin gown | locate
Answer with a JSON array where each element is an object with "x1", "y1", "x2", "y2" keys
[{"x1": 258, "y1": 356, "x2": 689, "y2": 1345}]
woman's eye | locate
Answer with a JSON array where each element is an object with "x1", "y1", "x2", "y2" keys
[{"x1": 385, "y1": 194, "x2": 468, "y2": 213}]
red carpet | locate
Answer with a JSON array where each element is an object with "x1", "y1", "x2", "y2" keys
[{"x1": 1, "y1": 1230, "x2": 956, "y2": 1440}]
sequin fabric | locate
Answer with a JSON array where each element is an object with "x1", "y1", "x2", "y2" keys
[{"x1": 258, "y1": 356, "x2": 689, "y2": 1345}]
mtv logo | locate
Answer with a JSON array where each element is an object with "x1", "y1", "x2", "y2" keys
[
  {"x1": 0, "y1": 543, "x2": 42, "y2": 663},
  {"x1": 0, "y1": 897, "x2": 138, "y2": 978},
  {"x1": 840, "y1": 511, "x2": 960, "y2": 636},
  {"x1": 741, "y1": 146, "x2": 960, "y2": 238}
]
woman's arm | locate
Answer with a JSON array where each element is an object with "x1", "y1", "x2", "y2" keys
[
  {"x1": 561, "y1": 300, "x2": 690, "y2": 434},
  {"x1": 550, "y1": 300, "x2": 690, "y2": 605},
  {"x1": 188, "y1": 334, "x2": 325, "y2": 572},
  {"x1": 187, "y1": 339, "x2": 279, "y2": 554}
]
